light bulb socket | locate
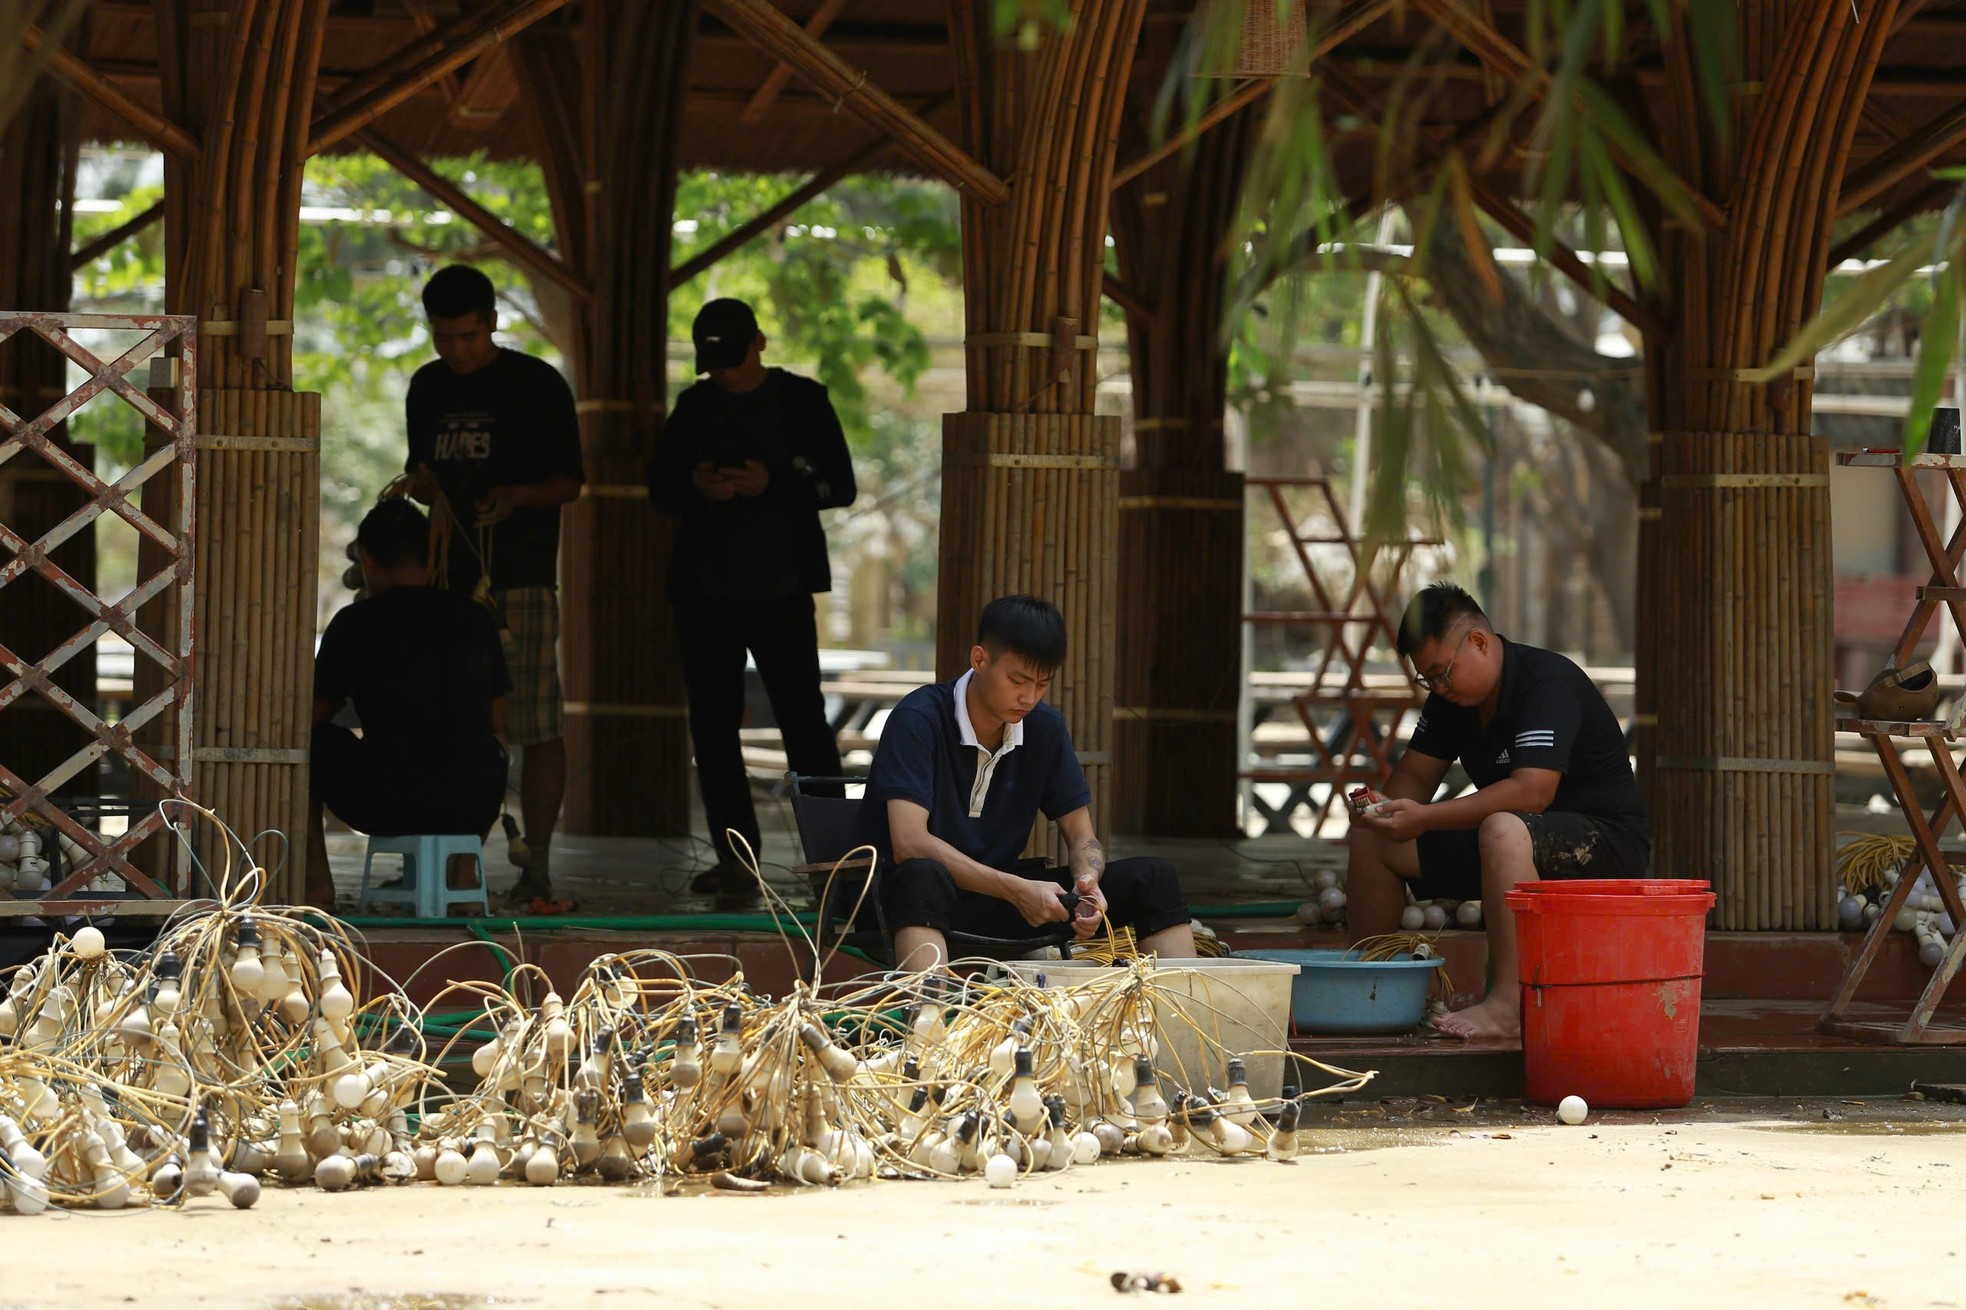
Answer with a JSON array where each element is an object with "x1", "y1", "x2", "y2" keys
[
  {"x1": 674, "y1": 1015, "x2": 697, "y2": 1043},
  {"x1": 907, "y1": 1087, "x2": 929, "y2": 1113},
  {"x1": 1226, "y1": 1057, "x2": 1247, "y2": 1086},
  {"x1": 692, "y1": 1133, "x2": 727, "y2": 1159},
  {"x1": 1133, "y1": 1055, "x2": 1155, "y2": 1086},
  {"x1": 1014, "y1": 1048, "x2": 1034, "y2": 1077},
  {"x1": 954, "y1": 1112, "x2": 979, "y2": 1144},
  {"x1": 902, "y1": 1055, "x2": 921, "y2": 1081},
  {"x1": 235, "y1": 917, "x2": 260, "y2": 949},
  {"x1": 188, "y1": 1107, "x2": 211, "y2": 1153},
  {"x1": 720, "y1": 1003, "x2": 742, "y2": 1034},
  {"x1": 156, "y1": 949, "x2": 180, "y2": 982}
]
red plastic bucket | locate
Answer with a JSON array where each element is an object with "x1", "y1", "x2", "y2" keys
[{"x1": 1504, "y1": 878, "x2": 1716, "y2": 1109}]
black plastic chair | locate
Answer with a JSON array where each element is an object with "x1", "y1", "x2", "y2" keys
[{"x1": 784, "y1": 773, "x2": 1074, "y2": 966}]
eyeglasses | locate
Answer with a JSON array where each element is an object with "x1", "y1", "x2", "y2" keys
[{"x1": 1416, "y1": 629, "x2": 1472, "y2": 693}]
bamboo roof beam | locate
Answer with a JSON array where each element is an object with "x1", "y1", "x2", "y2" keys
[
  {"x1": 1101, "y1": 273, "x2": 1154, "y2": 319},
  {"x1": 739, "y1": 0, "x2": 847, "y2": 124},
  {"x1": 358, "y1": 128, "x2": 590, "y2": 302},
  {"x1": 68, "y1": 199, "x2": 163, "y2": 272},
  {"x1": 20, "y1": 26, "x2": 197, "y2": 160},
  {"x1": 1828, "y1": 179, "x2": 1951, "y2": 266},
  {"x1": 1838, "y1": 100, "x2": 1966, "y2": 218},
  {"x1": 1322, "y1": 68, "x2": 1657, "y2": 334},
  {"x1": 1112, "y1": 0, "x2": 1395, "y2": 191},
  {"x1": 306, "y1": 0, "x2": 574, "y2": 157},
  {"x1": 398, "y1": 0, "x2": 467, "y2": 110},
  {"x1": 1113, "y1": 80, "x2": 1270, "y2": 190},
  {"x1": 666, "y1": 99, "x2": 950, "y2": 288},
  {"x1": 700, "y1": 0, "x2": 1008, "y2": 205},
  {"x1": 1405, "y1": 0, "x2": 1726, "y2": 231}
]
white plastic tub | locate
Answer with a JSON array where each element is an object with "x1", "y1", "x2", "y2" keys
[{"x1": 991, "y1": 957, "x2": 1301, "y2": 1099}]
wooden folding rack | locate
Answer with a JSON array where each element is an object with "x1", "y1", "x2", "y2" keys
[
  {"x1": 0, "y1": 311, "x2": 198, "y2": 917},
  {"x1": 1822, "y1": 451, "x2": 1966, "y2": 1042},
  {"x1": 1242, "y1": 477, "x2": 1435, "y2": 833}
]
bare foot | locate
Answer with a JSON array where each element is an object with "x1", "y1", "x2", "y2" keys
[{"x1": 1430, "y1": 992, "x2": 1522, "y2": 1041}]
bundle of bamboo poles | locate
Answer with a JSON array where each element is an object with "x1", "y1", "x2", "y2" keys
[
  {"x1": 1113, "y1": 455, "x2": 1243, "y2": 835},
  {"x1": 1654, "y1": 429, "x2": 1832, "y2": 931},
  {"x1": 938, "y1": 411, "x2": 1120, "y2": 860},
  {"x1": 191, "y1": 389, "x2": 321, "y2": 898},
  {"x1": 507, "y1": 4, "x2": 694, "y2": 836}
]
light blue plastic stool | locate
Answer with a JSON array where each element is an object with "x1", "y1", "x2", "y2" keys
[{"x1": 357, "y1": 834, "x2": 489, "y2": 918}]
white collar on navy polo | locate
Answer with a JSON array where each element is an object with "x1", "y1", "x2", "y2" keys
[{"x1": 952, "y1": 668, "x2": 1023, "y2": 818}]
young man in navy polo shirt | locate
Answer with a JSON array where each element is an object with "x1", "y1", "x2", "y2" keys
[
  {"x1": 857, "y1": 595, "x2": 1196, "y2": 971},
  {"x1": 1348, "y1": 583, "x2": 1651, "y2": 1040}
]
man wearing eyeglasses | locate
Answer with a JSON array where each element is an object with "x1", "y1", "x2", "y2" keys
[{"x1": 1346, "y1": 582, "x2": 1650, "y2": 1041}]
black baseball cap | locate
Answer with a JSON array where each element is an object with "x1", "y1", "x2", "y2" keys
[{"x1": 692, "y1": 298, "x2": 759, "y2": 374}]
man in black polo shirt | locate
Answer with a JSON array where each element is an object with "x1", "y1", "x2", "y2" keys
[
  {"x1": 1348, "y1": 583, "x2": 1650, "y2": 1040},
  {"x1": 857, "y1": 595, "x2": 1195, "y2": 971}
]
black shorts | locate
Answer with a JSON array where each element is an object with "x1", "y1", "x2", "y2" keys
[
  {"x1": 879, "y1": 855, "x2": 1190, "y2": 943},
  {"x1": 1408, "y1": 811, "x2": 1652, "y2": 901},
  {"x1": 311, "y1": 723, "x2": 503, "y2": 838}
]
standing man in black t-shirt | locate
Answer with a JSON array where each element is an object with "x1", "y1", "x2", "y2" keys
[
  {"x1": 306, "y1": 500, "x2": 510, "y2": 908},
  {"x1": 1348, "y1": 583, "x2": 1651, "y2": 1041},
  {"x1": 647, "y1": 298, "x2": 857, "y2": 899},
  {"x1": 404, "y1": 265, "x2": 584, "y2": 906}
]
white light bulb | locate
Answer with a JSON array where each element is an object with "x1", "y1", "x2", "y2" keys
[
  {"x1": 465, "y1": 1142, "x2": 500, "y2": 1186},
  {"x1": 314, "y1": 1154, "x2": 356, "y2": 1192},
  {"x1": 434, "y1": 1148, "x2": 468, "y2": 1186},
  {"x1": 1071, "y1": 1131, "x2": 1101, "y2": 1165},
  {"x1": 71, "y1": 925, "x2": 106, "y2": 959},
  {"x1": 984, "y1": 1152, "x2": 1017, "y2": 1188},
  {"x1": 1556, "y1": 1095, "x2": 1589, "y2": 1125},
  {"x1": 218, "y1": 1171, "x2": 261, "y2": 1209}
]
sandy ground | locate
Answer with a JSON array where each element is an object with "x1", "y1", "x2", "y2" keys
[{"x1": 6, "y1": 1101, "x2": 1964, "y2": 1310}]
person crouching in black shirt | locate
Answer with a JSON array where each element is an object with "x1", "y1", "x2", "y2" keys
[
  {"x1": 304, "y1": 500, "x2": 511, "y2": 908},
  {"x1": 1347, "y1": 583, "x2": 1651, "y2": 1041}
]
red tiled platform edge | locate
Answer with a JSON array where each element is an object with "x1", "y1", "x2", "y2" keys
[
  {"x1": 352, "y1": 921, "x2": 1966, "y2": 1097},
  {"x1": 355, "y1": 923, "x2": 1965, "y2": 1013}
]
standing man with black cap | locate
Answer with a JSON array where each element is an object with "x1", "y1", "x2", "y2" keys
[{"x1": 648, "y1": 297, "x2": 858, "y2": 899}]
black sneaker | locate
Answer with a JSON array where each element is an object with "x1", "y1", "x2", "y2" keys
[{"x1": 689, "y1": 864, "x2": 758, "y2": 902}]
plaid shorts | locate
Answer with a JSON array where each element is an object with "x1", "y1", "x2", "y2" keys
[{"x1": 494, "y1": 586, "x2": 563, "y2": 748}]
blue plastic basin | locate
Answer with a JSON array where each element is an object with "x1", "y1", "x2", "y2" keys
[{"x1": 1234, "y1": 948, "x2": 1446, "y2": 1035}]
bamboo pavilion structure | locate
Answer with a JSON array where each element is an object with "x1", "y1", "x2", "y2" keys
[{"x1": 6, "y1": 0, "x2": 1966, "y2": 927}]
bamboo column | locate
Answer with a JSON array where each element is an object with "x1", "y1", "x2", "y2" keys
[
  {"x1": 1639, "y1": 0, "x2": 1900, "y2": 928},
  {"x1": 155, "y1": 0, "x2": 332, "y2": 897},
  {"x1": 512, "y1": 4, "x2": 695, "y2": 836},
  {"x1": 1106, "y1": 102, "x2": 1256, "y2": 837},
  {"x1": 0, "y1": 65, "x2": 93, "y2": 796},
  {"x1": 939, "y1": 0, "x2": 1152, "y2": 850}
]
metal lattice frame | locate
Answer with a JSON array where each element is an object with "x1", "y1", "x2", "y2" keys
[{"x1": 0, "y1": 311, "x2": 196, "y2": 915}]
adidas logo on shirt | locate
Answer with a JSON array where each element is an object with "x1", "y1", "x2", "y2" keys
[
  {"x1": 1495, "y1": 749, "x2": 1511, "y2": 765},
  {"x1": 1516, "y1": 729, "x2": 1556, "y2": 750}
]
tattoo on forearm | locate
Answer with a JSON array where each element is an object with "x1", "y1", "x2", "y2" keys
[{"x1": 1078, "y1": 838, "x2": 1105, "y2": 880}]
